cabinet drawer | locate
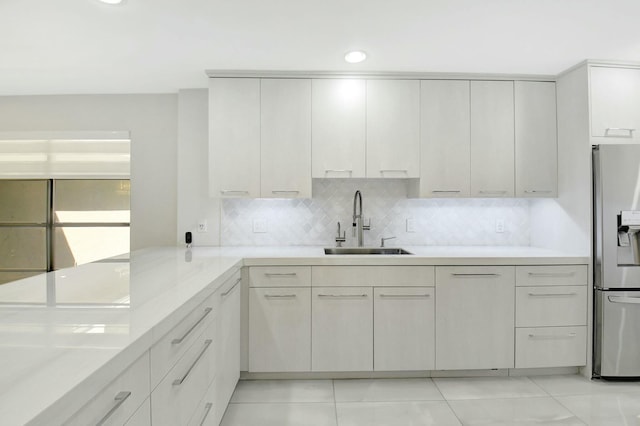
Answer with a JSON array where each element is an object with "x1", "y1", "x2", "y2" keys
[
  {"x1": 249, "y1": 287, "x2": 311, "y2": 372},
  {"x1": 516, "y1": 286, "x2": 587, "y2": 327},
  {"x1": 516, "y1": 265, "x2": 587, "y2": 286},
  {"x1": 124, "y1": 397, "x2": 150, "y2": 426},
  {"x1": 150, "y1": 291, "x2": 219, "y2": 388},
  {"x1": 65, "y1": 352, "x2": 150, "y2": 426},
  {"x1": 151, "y1": 319, "x2": 218, "y2": 426},
  {"x1": 312, "y1": 266, "x2": 435, "y2": 287},
  {"x1": 250, "y1": 266, "x2": 311, "y2": 287},
  {"x1": 188, "y1": 377, "x2": 219, "y2": 426},
  {"x1": 515, "y1": 326, "x2": 587, "y2": 368}
]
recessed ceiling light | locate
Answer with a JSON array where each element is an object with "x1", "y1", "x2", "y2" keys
[
  {"x1": 344, "y1": 51, "x2": 367, "y2": 64},
  {"x1": 98, "y1": 0, "x2": 124, "y2": 4}
]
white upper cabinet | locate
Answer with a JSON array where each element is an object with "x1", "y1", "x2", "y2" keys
[
  {"x1": 261, "y1": 79, "x2": 312, "y2": 198},
  {"x1": 312, "y1": 79, "x2": 366, "y2": 178},
  {"x1": 590, "y1": 66, "x2": 640, "y2": 141},
  {"x1": 366, "y1": 80, "x2": 420, "y2": 178},
  {"x1": 515, "y1": 81, "x2": 558, "y2": 197},
  {"x1": 470, "y1": 81, "x2": 515, "y2": 197},
  {"x1": 209, "y1": 78, "x2": 260, "y2": 198},
  {"x1": 420, "y1": 80, "x2": 471, "y2": 197}
]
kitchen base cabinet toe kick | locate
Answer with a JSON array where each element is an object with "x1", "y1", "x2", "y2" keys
[{"x1": 246, "y1": 264, "x2": 588, "y2": 377}]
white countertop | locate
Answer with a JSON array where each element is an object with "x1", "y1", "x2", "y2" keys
[{"x1": 0, "y1": 245, "x2": 588, "y2": 425}]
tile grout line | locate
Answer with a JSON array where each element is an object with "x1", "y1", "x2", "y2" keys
[
  {"x1": 332, "y1": 379, "x2": 339, "y2": 426},
  {"x1": 431, "y1": 377, "x2": 465, "y2": 425}
]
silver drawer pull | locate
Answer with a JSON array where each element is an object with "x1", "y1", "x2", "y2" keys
[
  {"x1": 171, "y1": 307, "x2": 213, "y2": 345},
  {"x1": 524, "y1": 190, "x2": 553, "y2": 194},
  {"x1": 220, "y1": 190, "x2": 249, "y2": 195},
  {"x1": 380, "y1": 169, "x2": 408, "y2": 175},
  {"x1": 451, "y1": 273, "x2": 501, "y2": 277},
  {"x1": 221, "y1": 278, "x2": 241, "y2": 298},
  {"x1": 264, "y1": 272, "x2": 298, "y2": 277},
  {"x1": 272, "y1": 190, "x2": 300, "y2": 194},
  {"x1": 199, "y1": 402, "x2": 213, "y2": 426},
  {"x1": 528, "y1": 333, "x2": 577, "y2": 339},
  {"x1": 318, "y1": 294, "x2": 368, "y2": 298},
  {"x1": 527, "y1": 272, "x2": 575, "y2": 277},
  {"x1": 528, "y1": 292, "x2": 577, "y2": 297},
  {"x1": 478, "y1": 190, "x2": 507, "y2": 195},
  {"x1": 265, "y1": 294, "x2": 297, "y2": 299},
  {"x1": 325, "y1": 169, "x2": 353, "y2": 176},
  {"x1": 605, "y1": 128, "x2": 635, "y2": 137},
  {"x1": 95, "y1": 391, "x2": 131, "y2": 426},
  {"x1": 379, "y1": 294, "x2": 430, "y2": 298},
  {"x1": 608, "y1": 296, "x2": 640, "y2": 304},
  {"x1": 173, "y1": 339, "x2": 212, "y2": 386},
  {"x1": 432, "y1": 190, "x2": 461, "y2": 193}
]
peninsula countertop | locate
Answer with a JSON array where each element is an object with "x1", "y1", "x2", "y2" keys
[{"x1": 0, "y1": 245, "x2": 588, "y2": 425}]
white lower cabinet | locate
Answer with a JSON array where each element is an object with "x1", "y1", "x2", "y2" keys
[
  {"x1": 249, "y1": 287, "x2": 311, "y2": 372},
  {"x1": 213, "y1": 275, "x2": 241, "y2": 424},
  {"x1": 125, "y1": 398, "x2": 151, "y2": 426},
  {"x1": 65, "y1": 352, "x2": 151, "y2": 426},
  {"x1": 515, "y1": 326, "x2": 587, "y2": 368},
  {"x1": 374, "y1": 287, "x2": 435, "y2": 371},
  {"x1": 435, "y1": 266, "x2": 515, "y2": 370},
  {"x1": 188, "y1": 377, "x2": 218, "y2": 426},
  {"x1": 312, "y1": 287, "x2": 373, "y2": 372},
  {"x1": 515, "y1": 286, "x2": 588, "y2": 327}
]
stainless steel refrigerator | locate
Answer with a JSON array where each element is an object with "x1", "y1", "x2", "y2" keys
[{"x1": 593, "y1": 144, "x2": 640, "y2": 378}]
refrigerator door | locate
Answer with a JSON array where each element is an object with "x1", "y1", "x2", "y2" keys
[
  {"x1": 594, "y1": 144, "x2": 640, "y2": 288},
  {"x1": 595, "y1": 289, "x2": 640, "y2": 377}
]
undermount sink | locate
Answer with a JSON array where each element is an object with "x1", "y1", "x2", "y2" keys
[{"x1": 324, "y1": 247, "x2": 413, "y2": 255}]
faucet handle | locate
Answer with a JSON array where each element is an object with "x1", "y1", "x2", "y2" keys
[
  {"x1": 363, "y1": 218, "x2": 371, "y2": 231},
  {"x1": 336, "y1": 222, "x2": 346, "y2": 247},
  {"x1": 380, "y1": 236, "x2": 396, "y2": 247}
]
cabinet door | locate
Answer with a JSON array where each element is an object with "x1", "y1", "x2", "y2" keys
[
  {"x1": 435, "y1": 266, "x2": 515, "y2": 370},
  {"x1": 366, "y1": 80, "x2": 420, "y2": 178},
  {"x1": 209, "y1": 78, "x2": 260, "y2": 198},
  {"x1": 261, "y1": 79, "x2": 312, "y2": 198},
  {"x1": 420, "y1": 80, "x2": 471, "y2": 197},
  {"x1": 312, "y1": 79, "x2": 366, "y2": 178},
  {"x1": 312, "y1": 287, "x2": 373, "y2": 371},
  {"x1": 374, "y1": 287, "x2": 435, "y2": 371},
  {"x1": 249, "y1": 287, "x2": 311, "y2": 372},
  {"x1": 590, "y1": 66, "x2": 640, "y2": 140},
  {"x1": 515, "y1": 81, "x2": 558, "y2": 197},
  {"x1": 470, "y1": 81, "x2": 515, "y2": 197}
]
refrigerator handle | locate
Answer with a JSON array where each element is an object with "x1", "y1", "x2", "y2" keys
[{"x1": 608, "y1": 295, "x2": 640, "y2": 304}]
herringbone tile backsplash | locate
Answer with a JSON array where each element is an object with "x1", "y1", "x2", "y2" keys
[{"x1": 221, "y1": 179, "x2": 530, "y2": 246}]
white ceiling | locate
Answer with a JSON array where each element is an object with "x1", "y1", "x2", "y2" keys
[{"x1": 2, "y1": 0, "x2": 640, "y2": 95}]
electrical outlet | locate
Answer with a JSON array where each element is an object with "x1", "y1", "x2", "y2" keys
[
  {"x1": 495, "y1": 219, "x2": 505, "y2": 233},
  {"x1": 406, "y1": 218, "x2": 416, "y2": 233},
  {"x1": 253, "y1": 218, "x2": 267, "y2": 233},
  {"x1": 197, "y1": 220, "x2": 208, "y2": 233}
]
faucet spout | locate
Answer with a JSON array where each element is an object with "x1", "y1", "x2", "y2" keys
[{"x1": 352, "y1": 190, "x2": 368, "y2": 247}]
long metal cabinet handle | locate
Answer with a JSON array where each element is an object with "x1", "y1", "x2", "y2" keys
[
  {"x1": 528, "y1": 292, "x2": 577, "y2": 297},
  {"x1": 432, "y1": 190, "x2": 461, "y2": 193},
  {"x1": 198, "y1": 402, "x2": 213, "y2": 426},
  {"x1": 451, "y1": 273, "x2": 501, "y2": 277},
  {"x1": 220, "y1": 190, "x2": 249, "y2": 195},
  {"x1": 264, "y1": 272, "x2": 297, "y2": 277},
  {"x1": 524, "y1": 190, "x2": 553, "y2": 194},
  {"x1": 171, "y1": 307, "x2": 213, "y2": 345},
  {"x1": 527, "y1": 272, "x2": 575, "y2": 277},
  {"x1": 318, "y1": 294, "x2": 368, "y2": 298},
  {"x1": 221, "y1": 278, "x2": 241, "y2": 298},
  {"x1": 271, "y1": 190, "x2": 300, "y2": 194},
  {"x1": 608, "y1": 296, "x2": 640, "y2": 304},
  {"x1": 95, "y1": 391, "x2": 131, "y2": 426},
  {"x1": 325, "y1": 169, "x2": 353, "y2": 176},
  {"x1": 379, "y1": 294, "x2": 431, "y2": 298},
  {"x1": 265, "y1": 294, "x2": 297, "y2": 298},
  {"x1": 379, "y1": 169, "x2": 408, "y2": 175},
  {"x1": 604, "y1": 128, "x2": 635, "y2": 136},
  {"x1": 172, "y1": 339, "x2": 212, "y2": 386},
  {"x1": 528, "y1": 333, "x2": 577, "y2": 339},
  {"x1": 478, "y1": 190, "x2": 507, "y2": 194}
]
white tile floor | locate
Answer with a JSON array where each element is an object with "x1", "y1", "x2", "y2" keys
[{"x1": 220, "y1": 375, "x2": 640, "y2": 425}]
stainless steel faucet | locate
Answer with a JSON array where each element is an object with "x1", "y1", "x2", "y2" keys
[{"x1": 352, "y1": 190, "x2": 371, "y2": 247}]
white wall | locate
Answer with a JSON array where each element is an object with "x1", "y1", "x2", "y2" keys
[
  {"x1": 0, "y1": 94, "x2": 178, "y2": 250},
  {"x1": 177, "y1": 89, "x2": 221, "y2": 246}
]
